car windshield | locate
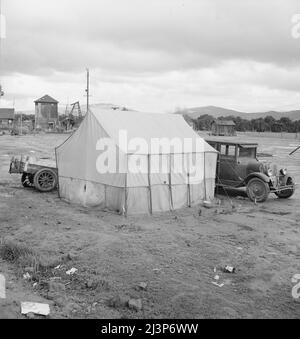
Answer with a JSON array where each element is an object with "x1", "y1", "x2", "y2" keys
[{"x1": 239, "y1": 146, "x2": 256, "y2": 158}]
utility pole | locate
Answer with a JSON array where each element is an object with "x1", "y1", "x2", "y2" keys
[
  {"x1": 0, "y1": 0, "x2": 5, "y2": 101},
  {"x1": 86, "y1": 68, "x2": 90, "y2": 114}
]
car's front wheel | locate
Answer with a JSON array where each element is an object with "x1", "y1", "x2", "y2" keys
[
  {"x1": 246, "y1": 178, "x2": 270, "y2": 203},
  {"x1": 275, "y1": 177, "x2": 295, "y2": 199}
]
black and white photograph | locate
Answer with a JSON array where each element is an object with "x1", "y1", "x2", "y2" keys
[{"x1": 0, "y1": 0, "x2": 299, "y2": 323}]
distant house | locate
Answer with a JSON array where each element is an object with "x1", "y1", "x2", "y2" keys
[
  {"x1": 0, "y1": 108, "x2": 15, "y2": 130},
  {"x1": 211, "y1": 119, "x2": 236, "y2": 136},
  {"x1": 34, "y1": 95, "x2": 59, "y2": 130}
]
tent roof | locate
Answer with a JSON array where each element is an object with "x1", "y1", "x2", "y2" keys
[{"x1": 90, "y1": 107, "x2": 217, "y2": 154}]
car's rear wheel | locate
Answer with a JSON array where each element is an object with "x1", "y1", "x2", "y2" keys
[
  {"x1": 275, "y1": 177, "x2": 295, "y2": 199},
  {"x1": 246, "y1": 178, "x2": 270, "y2": 203},
  {"x1": 33, "y1": 169, "x2": 58, "y2": 192}
]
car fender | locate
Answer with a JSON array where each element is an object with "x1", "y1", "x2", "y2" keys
[
  {"x1": 279, "y1": 174, "x2": 294, "y2": 186},
  {"x1": 244, "y1": 172, "x2": 271, "y2": 185}
]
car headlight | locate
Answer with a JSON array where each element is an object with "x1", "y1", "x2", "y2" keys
[
  {"x1": 280, "y1": 168, "x2": 287, "y2": 176},
  {"x1": 267, "y1": 168, "x2": 273, "y2": 177}
]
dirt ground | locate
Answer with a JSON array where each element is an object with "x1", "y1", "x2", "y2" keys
[{"x1": 0, "y1": 132, "x2": 299, "y2": 319}]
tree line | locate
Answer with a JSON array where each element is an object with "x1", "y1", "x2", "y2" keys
[{"x1": 188, "y1": 114, "x2": 300, "y2": 133}]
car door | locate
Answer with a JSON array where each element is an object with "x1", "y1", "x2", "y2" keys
[{"x1": 218, "y1": 144, "x2": 240, "y2": 186}]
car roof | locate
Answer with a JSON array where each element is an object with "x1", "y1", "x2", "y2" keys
[{"x1": 205, "y1": 138, "x2": 258, "y2": 148}]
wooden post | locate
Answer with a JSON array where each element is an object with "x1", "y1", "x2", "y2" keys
[{"x1": 148, "y1": 154, "x2": 153, "y2": 215}]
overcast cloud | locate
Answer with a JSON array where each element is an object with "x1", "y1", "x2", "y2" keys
[{"x1": 1, "y1": 0, "x2": 300, "y2": 112}]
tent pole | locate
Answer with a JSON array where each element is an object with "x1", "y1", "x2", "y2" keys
[
  {"x1": 187, "y1": 172, "x2": 191, "y2": 208},
  {"x1": 148, "y1": 154, "x2": 153, "y2": 215},
  {"x1": 204, "y1": 152, "x2": 207, "y2": 201},
  {"x1": 124, "y1": 174, "x2": 128, "y2": 217},
  {"x1": 104, "y1": 184, "x2": 107, "y2": 209},
  {"x1": 124, "y1": 157, "x2": 128, "y2": 217},
  {"x1": 54, "y1": 147, "x2": 61, "y2": 199},
  {"x1": 168, "y1": 154, "x2": 174, "y2": 211}
]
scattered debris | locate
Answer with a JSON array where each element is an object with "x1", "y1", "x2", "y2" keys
[
  {"x1": 128, "y1": 298, "x2": 143, "y2": 312},
  {"x1": 21, "y1": 302, "x2": 50, "y2": 317},
  {"x1": 212, "y1": 282, "x2": 224, "y2": 288},
  {"x1": 214, "y1": 275, "x2": 220, "y2": 281},
  {"x1": 23, "y1": 273, "x2": 31, "y2": 280},
  {"x1": 224, "y1": 266, "x2": 236, "y2": 274},
  {"x1": 202, "y1": 201, "x2": 213, "y2": 209},
  {"x1": 54, "y1": 265, "x2": 61, "y2": 270},
  {"x1": 66, "y1": 268, "x2": 78, "y2": 276},
  {"x1": 137, "y1": 282, "x2": 148, "y2": 290}
]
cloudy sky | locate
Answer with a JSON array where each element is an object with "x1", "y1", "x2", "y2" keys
[{"x1": 0, "y1": 0, "x2": 300, "y2": 113}]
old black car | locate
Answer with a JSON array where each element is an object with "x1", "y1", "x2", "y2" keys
[{"x1": 206, "y1": 139, "x2": 296, "y2": 202}]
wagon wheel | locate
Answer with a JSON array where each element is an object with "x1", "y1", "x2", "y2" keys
[
  {"x1": 246, "y1": 178, "x2": 270, "y2": 203},
  {"x1": 21, "y1": 173, "x2": 34, "y2": 188},
  {"x1": 275, "y1": 177, "x2": 295, "y2": 199},
  {"x1": 33, "y1": 168, "x2": 58, "y2": 192}
]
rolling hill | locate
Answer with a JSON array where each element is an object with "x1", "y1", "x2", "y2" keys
[{"x1": 175, "y1": 106, "x2": 300, "y2": 121}]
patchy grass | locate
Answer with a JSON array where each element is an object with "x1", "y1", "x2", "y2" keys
[{"x1": 0, "y1": 238, "x2": 43, "y2": 273}]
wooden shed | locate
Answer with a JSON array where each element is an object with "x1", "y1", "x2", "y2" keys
[
  {"x1": 34, "y1": 95, "x2": 59, "y2": 130},
  {"x1": 211, "y1": 119, "x2": 236, "y2": 136},
  {"x1": 0, "y1": 108, "x2": 15, "y2": 130}
]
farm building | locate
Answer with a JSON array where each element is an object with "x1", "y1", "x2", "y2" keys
[
  {"x1": 56, "y1": 108, "x2": 218, "y2": 215},
  {"x1": 34, "y1": 95, "x2": 59, "y2": 130},
  {"x1": 0, "y1": 108, "x2": 15, "y2": 130},
  {"x1": 211, "y1": 119, "x2": 236, "y2": 136}
]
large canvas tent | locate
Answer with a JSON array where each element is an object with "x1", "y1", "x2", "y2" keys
[{"x1": 56, "y1": 108, "x2": 218, "y2": 215}]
